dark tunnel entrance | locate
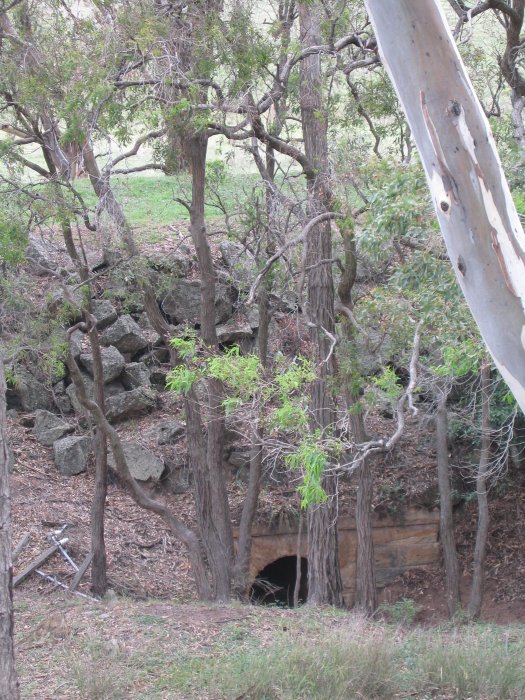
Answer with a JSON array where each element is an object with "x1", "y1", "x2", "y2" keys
[{"x1": 250, "y1": 556, "x2": 308, "y2": 607}]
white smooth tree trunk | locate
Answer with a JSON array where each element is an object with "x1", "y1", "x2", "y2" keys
[{"x1": 365, "y1": 0, "x2": 525, "y2": 414}]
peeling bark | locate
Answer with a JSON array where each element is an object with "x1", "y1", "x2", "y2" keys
[{"x1": 366, "y1": 0, "x2": 525, "y2": 414}]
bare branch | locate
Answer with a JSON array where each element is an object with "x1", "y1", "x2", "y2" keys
[
  {"x1": 109, "y1": 129, "x2": 166, "y2": 169},
  {"x1": 246, "y1": 212, "x2": 343, "y2": 305}
]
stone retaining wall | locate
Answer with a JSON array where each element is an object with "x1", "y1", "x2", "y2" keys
[{"x1": 237, "y1": 508, "x2": 440, "y2": 605}]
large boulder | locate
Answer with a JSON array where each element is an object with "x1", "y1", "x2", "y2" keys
[
  {"x1": 53, "y1": 435, "x2": 92, "y2": 476},
  {"x1": 165, "y1": 453, "x2": 191, "y2": 493},
  {"x1": 47, "y1": 286, "x2": 83, "y2": 321},
  {"x1": 105, "y1": 387, "x2": 156, "y2": 423},
  {"x1": 145, "y1": 251, "x2": 191, "y2": 278},
  {"x1": 69, "y1": 329, "x2": 86, "y2": 362},
  {"x1": 90, "y1": 300, "x2": 118, "y2": 330},
  {"x1": 216, "y1": 319, "x2": 253, "y2": 344},
  {"x1": 79, "y1": 345, "x2": 126, "y2": 384},
  {"x1": 25, "y1": 235, "x2": 57, "y2": 276},
  {"x1": 12, "y1": 369, "x2": 54, "y2": 413},
  {"x1": 66, "y1": 374, "x2": 126, "y2": 418},
  {"x1": 121, "y1": 362, "x2": 150, "y2": 390},
  {"x1": 52, "y1": 380, "x2": 72, "y2": 415},
  {"x1": 220, "y1": 240, "x2": 257, "y2": 288},
  {"x1": 33, "y1": 409, "x2": 74, "y2": 446},
  {"x1": 108, "y1": 442, "x2": 164, "y2": 482},
  {"x1": 161, "y1": 280, "x2": 233, "y2": 326},
  {"x1": 146, "y1": 419, "x2": 185, "y2": 446},
  {"x1": 100, "y1": 315, "x2": 148, "y2": 355}
]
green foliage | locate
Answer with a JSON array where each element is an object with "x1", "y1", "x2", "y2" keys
[
  {"x1": 433, "y1": 340, "x2": 484, "y2": 378},
  {"x1": 270, "y1": 400, "x2": 308, "y2": 432},
  {"x1": 207, "y1": 346, "x2": 261, "y2": 399},
  {"x1": 274, "y1": 356, "x2": 316, "y2": 397},
  {"x1": 165, "y1": 366, "x2": 200, "y2": 395},
  {"x1": 0, "y1": 216, "x2": 27, "y2": 264},
  {"x1": 372, "y1": 367, "x2": 403, "y2": 401},
  {"x1": 169, "y1": 333, "x2": 198, "y2": 361},
  {"x1": 379, "y1": 597, "x2": 419, "y2": 625},
  {"x1": 286, "y1": 439, "x2": 329, "y2": 507},
  {"x1": 360, "y1": 161, "x2": 434, "y2": 264}
]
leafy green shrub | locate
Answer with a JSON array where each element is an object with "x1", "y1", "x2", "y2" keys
[{"x1": 378, "y1": 597, "x2": 419, "y2": 625}]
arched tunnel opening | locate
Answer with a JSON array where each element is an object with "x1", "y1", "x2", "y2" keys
[{"x1": 250, "y1": 556, "x2": 308, "y2": 607}]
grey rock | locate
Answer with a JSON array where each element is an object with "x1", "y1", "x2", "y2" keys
[
  {"x1": 69, "y1": 329, "x2": 86, "y2": 362},
  {"x1": 121, "y1": 362, "x2": 150, "y2": 390},
  {"x1": 149, "y1": 366, "x2": 169, "y2": 390},
  {"x1": 26, "y1": 235, "x2": 57, "y2": 276},
  {"x1": 53, "y1": 436, "x2": 92, "y2": 476},
  {"x1": 79, "y1": 345, "x2": 126, "y2": 384},
  {"x1": 142, "y1": 348, "x2": 170, "y2": 366},
  {"x1": 33, "y1": 409, "x2": 74, "y2": 446},
  {"x1": 147, "y1": 420, "x2": 185, "y2": 446},
  {"x1": 247, "y1": 307, "x2": 260, "y2": 329},
  {"x1": 100, "y1": 315, "x2": 148, "y2": 355},
  {"x1": 47, "y1": 286, "x2": 83, "y2": 320},
  {"x1": 12, "y1": 369, "x2": 54, "y2": 413},
  {"x1": 105, "y1": 387, "x2": 156, "y2": 423},
  {"x1": 108, "y1": 441, "x2": 164, "y2": 482},
  {"x1": 53, "y1": 380, "x2": 73, "y2": 415},
  {"x1": 165, "y1": 453, "x2": 191, "y2": 493},
  {"x1": 220, "y1": 240, "x2": 256, "y2": 288},
  {"x1": 161, "y1": 280, "x2": 233, "y2": 326},
  {"x1": 146, "y1": 251, "x2": 191, "y2": 277},
  {"x1": 228, "y1": 448, "x2": 251, "y2": 470},
  {"x1": 269, "y1": 291, "x2": 299, "y2": 314},
  {"x1": 66, "y1": 375, "x2": 126, "y2": 418},
  {"x1": 216, "y1": 319, "x2": 253, "y2": 344},
  {"x1": 91, "y1": 300, "x2": 118, "y2": 330}
]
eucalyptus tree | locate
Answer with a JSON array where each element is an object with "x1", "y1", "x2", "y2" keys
[{"x1": 365, "y1": 0, "x2": 525, "y2": 419}]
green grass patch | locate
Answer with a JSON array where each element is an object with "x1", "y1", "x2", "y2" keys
[{"x1": 72, "y1": 172, "x2": 261, "y2": 228}]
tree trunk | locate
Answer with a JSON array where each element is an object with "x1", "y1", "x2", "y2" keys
[
  {"x1": 86, "y1": 320, "x2": 108, "y2": 598},
  {"x1": 365, "y1": 0, "x2": 525, "y2": 415},
  {"x1": 468, "y1": 361, "x2": 491, "y2": 619},
  {"x1": 0, "y1": 356, "x2": 19, "y2": 699},
  {"x1": 299, "y1": 1, "x2": 343, "y2": 607},
  {"x1": 354, "y1": 436, "x2": 376, "y2": 614},
  {"x1": 337, "y1": 219, "x2": 377, "y2": 614},
  {"x1": 232, "y1": 424, "x2": 263, "y2": 598},
  {"x1": 67, "y1": 349, "x2": 212, "y2": 599},
  {"x1": 436, "y1": 394, "x2": 461, "y2": 617},
  {"x1": 82, "y1": 144, "x2": 139, "y2": 258},
  {"x1": 185, "y1": 133, "x2": 234, "y2": 601}
]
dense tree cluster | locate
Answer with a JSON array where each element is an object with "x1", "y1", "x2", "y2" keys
[{"x1": 2, "y1": 1, "x2": 525, "y2": 694}]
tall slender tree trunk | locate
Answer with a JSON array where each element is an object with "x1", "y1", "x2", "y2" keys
[
  {"x1": 232, "y1": 423, "x2": 263, "y2": 598},
  {"x1": 468, "y1": 361, "x2": 491, "y2": 619},
  {"x1": 0, "y1": 356, "x2": 19, "y2": 699},
  {"x1": 86, "y1": 320, "x2": 108, "y2": 598},
  {"x1": 337, "y1": 220, "x2": 377, "y2": 613},
  {"x1": 184, "y1": 133, "x2": 234, "y2": 601},
  {"x1": 298, "y1": 1, "x2": 343, "y2": 607},
  {"x1": 436, "y1": 393, "x2": 461, "y2": 617},
  {"x1": 82, "y1": 145, "x2": 139, "y2": 258}
]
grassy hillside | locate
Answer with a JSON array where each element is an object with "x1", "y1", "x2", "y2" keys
[{"x1": 16, "y1": 592, "x2": 525, "y2": 700}]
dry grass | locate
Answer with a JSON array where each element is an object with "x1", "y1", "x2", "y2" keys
[{"x1": 14, "y1": 591, "x2": 525, "y2": 700}]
